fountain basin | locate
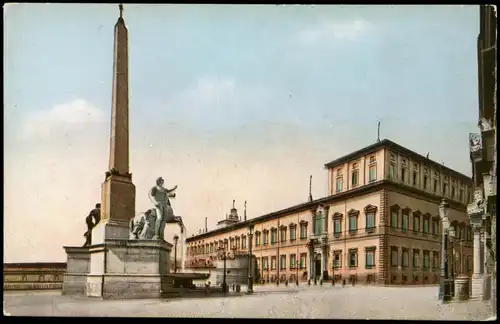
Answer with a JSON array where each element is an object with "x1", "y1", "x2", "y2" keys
[{"x1": 167, "y1": 273, "x2": 209, "y2": 288}]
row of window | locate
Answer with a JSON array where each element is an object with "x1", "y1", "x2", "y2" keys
[
  {"x1": 257, "y1": 248, "x2": 378, "y2": 271},
  {"x1": 389, "y1": 247, "x2": 470, "y2": 271},
  {"x1": 333, "y1": 247, "x2": 376, "y2": 268},
  {"x1": 189, "y1": 212, "x2": 471, "y2": 257},
  {"x1": 390, "y1": 248, "x2": 438, "y2": 269},
  {"x1": 332, "y1": 153, "x2": 471, "y2": 202},
  {"x1": 331, "y1": 211, "x2": 376, "y2": 235},
  {"x1": 189, "y1": 224, "x2": 310, "y2": 256},
  {"x1": 335, "y1": 167, "x2": 378, "y2": 192},
  {"x1": 389, "y1": 209, "x2": 472, "y2": 240},
  {"x1": 189, "y1": 235, "x2": 248, "y2": 256},
  {"x1": 190, "y1": 222, "x2": 313, "y2": 256},
  {"x1": 255, "y1": 223, "x2": 308, "y2": 246},
  {"x1": 387, "y1": 155, "x2": 470, "y2": 203},
  {"x1": 334, "y1": 161, "x2": 377, "y2": 193},
  {"x1": 190, "y1": 213, "x2": 379, "y2": 256},
  {"x1": 259, "y1": 253, "x2": 308, "y2": 270}
]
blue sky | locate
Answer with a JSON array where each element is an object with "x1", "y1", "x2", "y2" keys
[{"x1": 4, "y1": 4, "x2": 480, "y2": 262}]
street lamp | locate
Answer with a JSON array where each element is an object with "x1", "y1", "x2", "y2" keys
[
  {"x1": 247, "y1": 223, "x2": 254, "y2": 294},
  {"x1": 448, "y1": 226, "x2": 456, "y2": 298},
  {"x1": 173, "y1": 234, "x2": 179, "y2": 273},
  {"x1": 296, "y1": 258, "x2": 299, "y2": 286},
  {"x1": 332, "y1": 262, "x2": 335, "y2": 286},
  {"x1": 217, "y1": 244, "x2": 236, "y2": 294},
  {"x1": 438, "y1": 198, "x2": 451, "y2": 302}
]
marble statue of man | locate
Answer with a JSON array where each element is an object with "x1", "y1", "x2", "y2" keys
[{"x1": 149, "y1": 177, "x2": 178, "y2": 239}]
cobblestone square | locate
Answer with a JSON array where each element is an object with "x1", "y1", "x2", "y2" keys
[{"x1": 3, "y1": 285, "x2": 494, "y2": 320}]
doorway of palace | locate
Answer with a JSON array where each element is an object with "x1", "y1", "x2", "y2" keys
[{"x1": 315, "y1": 253, "x2": 322, "y2": 279}]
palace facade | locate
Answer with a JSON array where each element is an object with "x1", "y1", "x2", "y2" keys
[{"x1": 185, "y1": 139, "x2": 474, "y2": 285}]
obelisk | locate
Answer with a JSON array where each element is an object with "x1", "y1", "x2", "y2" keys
[
  {"x1": 64, "y1": 6, "x2": 179, "y2": 299},
  {"x1": 92, "y1": 4, "x2": 136, "y2": 244}
]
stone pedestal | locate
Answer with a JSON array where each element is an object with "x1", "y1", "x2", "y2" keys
[
  {"x1": 62, "y1": 247, "x2": 91, "y2": 295},
  {"x1": 482, "y1": 274, "x2": 492, "y2": 300},
  {"x1": 91, "y1": 220, "x2": 129, "y2": 245},
  {"x1": 86, "y1": 239, "x2": 173, "y2": 299},
  {"x1": 471, "y1": 274, "x2": 484, "y2": 299},
  {"x1": 454, "y1": 275, "x2": 470, "y2": 301},
  {"x1": 100, "y1": 175, "x2": 136, "y2": 223},
  {"x1": 63, "y1": 239, "x2": 175, "y2": 299}
]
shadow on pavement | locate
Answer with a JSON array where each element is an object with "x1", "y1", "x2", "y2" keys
[
  {"x1": 158, "y1": 288, "x2": 301, "y2": 302},
  {"x1": 159, "y1": 291, "x2": 247, "y2": 302}
]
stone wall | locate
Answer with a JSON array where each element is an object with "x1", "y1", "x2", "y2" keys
[
  {"x1": 3, "y1": 263, "x2": 66, "y2": 291},
  {"x1": 214, "y1": 255, "x2": 255, "y2": 285}
]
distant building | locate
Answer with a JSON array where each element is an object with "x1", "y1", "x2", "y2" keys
[
  {"x1": 216, "y1": 200, "x2": 241, "y2": 230},
  {"x1": 3, "y1": 263, "x2": 67, "y2": 290},
  {"x1": 186, "y1": 139, "x2": 474, "y2": 285}
]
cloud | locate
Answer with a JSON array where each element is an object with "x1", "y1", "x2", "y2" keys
[
  {"x1": 22, "y1": 99, "x2": 106, "y2": 139},
  {"x1": 175, "y1": 76, "x2": 238, "y2": 117},
  {"x1": 162, "y1": 76, "x2": 273, "y2": 128},
  {"x1": 298, "y1": 19, "x2": 370, "y2": 43},
  {"x1": 192, "y1": 76, "x2": 237, "y2": 106}
]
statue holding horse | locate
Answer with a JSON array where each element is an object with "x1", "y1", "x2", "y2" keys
[{"x1": 129, "y1": 177, "x2": 185, "y2": 240}]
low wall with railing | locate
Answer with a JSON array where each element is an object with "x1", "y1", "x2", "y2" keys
[{"x1": 4, "y1": 282, "x2": 63, "y2": 290}]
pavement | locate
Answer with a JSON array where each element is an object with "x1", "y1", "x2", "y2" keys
[{"x1": 3, "y1": 285, "x2": 495, "y2": 319}]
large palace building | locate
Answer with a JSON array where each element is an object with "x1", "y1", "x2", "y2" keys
[{"x1": 185, "y1": 139, "x2": 474, "y2": 285}]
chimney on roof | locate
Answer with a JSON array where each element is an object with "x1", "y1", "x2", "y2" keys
[
  {"x1": 377, "y1": 121, "x2": 381, "y2": 143},
  {"x1": 244, "y1": 201, "x2": 247, "y2": 221},
  {"x1": 308, "y1": 175, "x2": 313, "y2": 202},
  {"x1": 205, "y1": 217, "x2": 208, "y2": 233}
]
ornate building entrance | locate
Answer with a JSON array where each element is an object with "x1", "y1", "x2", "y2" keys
[{"x1": 315, "y1": 253, "x2": 322, "y2": 279}]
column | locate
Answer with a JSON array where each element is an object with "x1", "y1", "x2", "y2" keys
[
  {"x1": 483, "y1": 220, "x2": 491, "y2": 300},
  {"x1": 439, "y1": 231, "x2": 447, "y2": 299},
  {"x1": 473, "y1": 226, "x2": 482, "y2": 276},
  {"x1": 308, "y1": 245, "x2": 314, "y2": 280},
  {"x1": 471, "y1": 224, "x2": 484, "y2": 299},
  {"x1": 322, "y1": 249, "x2": 327, "y2": 279}
]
